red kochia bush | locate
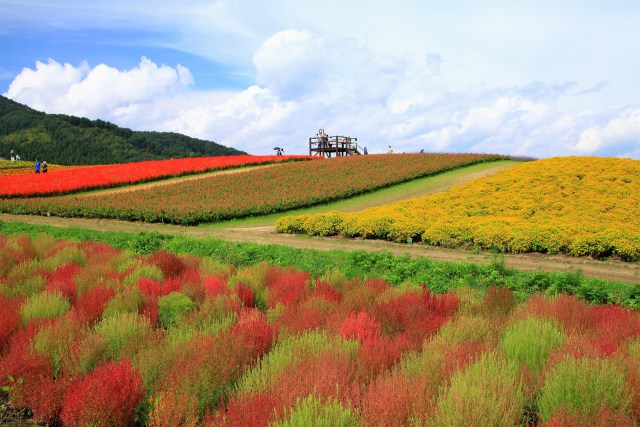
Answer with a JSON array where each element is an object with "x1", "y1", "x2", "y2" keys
[
  {"x1": 60, "y1": 359, "x2": 145, "y2": 427},
  {"x1": 339, "y1": 311, "x2": 381, "y2": 343},
  {"x1": 271, "y1": 352, "x2": 360, "y2": 408},
  {"x1": 0, "y1": 295, "x2": 21, "y2": 353},
  {"x1": 75, "y1": 285, "x2": 115, "y2": 324},
  {"x1": 264, "y1": 267, "x2": 310, "y2": 308},
  {"x1": 212, "y1": 393, "x2": 280, "y2": 427},
  {"x1": 232, "y1": 310, "x2": 274, "y2": 357},
  {"x1": 312, "y1": 280, "x2": 342, "y2": 303},
  {"x1": 235, "y1": 283, "x2": 256, "y2": 308},
  {"x1": 374, "y1": 291, "x2": 456, "y2": 350},
  {"x1": 203, "y1": 275, "x2": 229, "y2": 299},
  {"x1": 149, "y1": 250, "x2": 186, "y2": 278},
  {"x1": 361, "y1": 371, "x2": 433, "y2": 427},
  {"x1": 45, "y1": 263, "x2": 81, "y2": 304}
]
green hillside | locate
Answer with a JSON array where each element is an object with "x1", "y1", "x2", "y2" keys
[{"x1": 0, "y1": 96, "x2": 245, "y2": 165}]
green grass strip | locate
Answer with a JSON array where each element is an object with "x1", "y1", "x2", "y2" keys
[{"x1": 0, "y1": 220, "x2": 637, "y2": 309}]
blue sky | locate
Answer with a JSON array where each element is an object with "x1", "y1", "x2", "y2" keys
[{"x1": 1, "y1": 0, "x2": 639, "y2": 157}]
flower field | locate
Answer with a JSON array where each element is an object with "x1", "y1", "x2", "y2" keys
[
  {"x1": 276, "y1": 157, "x2": 640, "y2": 261},
  {"x1": 0, "y1": 161, "x2": 77, "y2": 177},
  {"x1": 0, "y1": 234, "x2": 638, "y2": 426},
  {"x1": 0, "y1": 155, "x2": 308, "y2": 197},
  {"x1": 0, "y1": 153, "x2": 505, "y2": 224}
]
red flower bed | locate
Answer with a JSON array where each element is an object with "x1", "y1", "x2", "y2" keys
[
  {"x1": 0, "y1": 155, "x2": 309, "y2": 197},
  {"x1": 0, "y1": 153, "x2": 505, "y2": 224}
]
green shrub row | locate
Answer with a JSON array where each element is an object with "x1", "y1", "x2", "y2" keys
[{"x1": 0, "y1": 220, "x2": 637, "y2": 309}]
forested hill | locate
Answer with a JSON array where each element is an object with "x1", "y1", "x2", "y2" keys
[{"x1": 0, "y1": 96, "x2": 245, "y2": 165}]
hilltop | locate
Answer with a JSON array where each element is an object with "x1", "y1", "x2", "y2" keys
[{"x1": 0, "y1": 96, "x2": 244, "y2": 165}]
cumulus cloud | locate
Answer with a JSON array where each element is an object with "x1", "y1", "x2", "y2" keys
[
  {"x1": 576, "y1": 109, "x2": 640, "y2": 158},
  {"x1": 3, "y1": 30, "x2": 639, "y2": 158},
  {"x1": 5, "y1": 57, "x2": 193, "y2": 119}
]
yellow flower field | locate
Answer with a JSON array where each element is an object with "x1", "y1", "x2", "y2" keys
[{"x1": 276, "y1": 157, "x2": 640, "y2": 260}]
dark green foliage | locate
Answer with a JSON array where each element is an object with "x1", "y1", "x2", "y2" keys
[
  {"x1": 0, "y1": 96, "x2": 244, "y2": 165},
  {"x1": 131, "y1": 232, "x2": 168, "y2": 255}
]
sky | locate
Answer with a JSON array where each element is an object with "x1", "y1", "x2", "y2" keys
[{"x1": 1, "y1": 0, "x2": 639, "y2": 158}]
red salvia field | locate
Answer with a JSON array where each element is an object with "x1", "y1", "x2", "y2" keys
[
  {"x1": 0, "y1": 235, "x2": 638, "y2": 426},
  {"x1": 0, "y1": 155, "x2": 309, "y2": 197}
]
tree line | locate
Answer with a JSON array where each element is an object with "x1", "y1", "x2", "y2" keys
[{"x1": 0, "y1": 96, "x2": 245, "y2": 165}]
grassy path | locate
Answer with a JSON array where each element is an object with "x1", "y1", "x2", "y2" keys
[
  {"x1": 203, "y1": 160, "x2": 521, "y2": 228},
  {"x1": 0, "y1": 160, "x2": 637, "y2": 283}
]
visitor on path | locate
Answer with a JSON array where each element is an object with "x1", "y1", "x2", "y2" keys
[
  {"x1": 10, "y1": 150, "x2": 15, "y2": 161},
  {"x1": 15, "y1": 153, "x2": 20, "y2": 161},
  {"x1": 388, "y1": 145, "x2": 393, "y2": 154},
  {"x1": 42, "y1": 161, "x2": 48, "y2": 173},
  {"x1": 35, "y1": 159, "x2": 41, "y2": 173},
  {"x1": 363, "y1": 147, "x2": 368, "y2": 155}
]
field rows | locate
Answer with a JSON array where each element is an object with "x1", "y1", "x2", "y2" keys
[
  {"x1": 0, "y1": 235, "x2": 638, "y2": 426},
  {"x1": 277, "y1": 157, "x2": 640, "y2": 261},
  {"x1": 0, "y1": 153, "x2": 505, "y2": 224}
]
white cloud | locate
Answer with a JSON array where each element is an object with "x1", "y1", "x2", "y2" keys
[
  {"x1": 576, "y1": 109, "x2": 640, "y2": 157},
  {"x1": 3, "y1": 29, "x2": 639, "y2": 159},
  {"x1": 253, "y1": 30, "x2": 326, "y2": 99},
  {"x1": 5, "y1": 57, "x2": 193, "y2": 119}
]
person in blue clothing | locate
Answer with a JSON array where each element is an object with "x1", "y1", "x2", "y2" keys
[
  {"x1": 35, "y1": 159, "x2": 41, "y2": 173},
  {"x1": 363, "y1": 147, "x2": 368, "y2": 155}
]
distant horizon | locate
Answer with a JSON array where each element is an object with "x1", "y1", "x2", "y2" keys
[{"x1": 1, "y1": 1, "x2": 638, "y2": 158}]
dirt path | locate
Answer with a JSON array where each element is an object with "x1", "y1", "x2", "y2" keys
[{"x1": 1, "y1": 214, "x2": 638, "y2": 284}]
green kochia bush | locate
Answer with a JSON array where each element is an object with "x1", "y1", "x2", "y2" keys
[
  {"x1": 235, "y1": 331, "x2": 359, "y2": 396},
  {"x1": 538, "y1": 356, "x2": 630, "y2": 423},
  {"x1": 95, "y1": 312, "x2": 153, "y2": 359},
  {"x1": 20, "y1": 290, "x2": 71, "y2": 325},
  {"x1": 274, "y1": 394, "x2": 358, "y2": 427},
  {"x1": 432, "y1": 352, "x2": 526, "y2": 426},
  {"x1": 158, "y1": 292, "x2": 195, "y2": 328},
  {"x1": 500, "y1": 316, "x2": 565, "y2": 373},
  {"x1": 123, "y1": 264, "x2": 163, "y2": 286}
]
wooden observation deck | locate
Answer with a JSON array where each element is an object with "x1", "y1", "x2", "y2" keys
[{"x1": 309, "y1": 130, "x2": 361, "y2": 158}]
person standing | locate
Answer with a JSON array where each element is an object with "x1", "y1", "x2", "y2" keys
[
  {"x1": 363, "y1": 147, "x2": 368, "y2": 155},
  {"x1": 10, "y1": 150, "x2": 15, "y2": 161},
  {"x1": 42, "y1": 161, "x2": 48, "y2": 173},
  {"x1": 387, "y1": 145, "x2": 393, "y2": 154},
  {"x1": 35, "y1": 159, "x2": 41, "y2": 173}
]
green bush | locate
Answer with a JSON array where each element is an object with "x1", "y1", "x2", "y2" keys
[
  {"x1": 20, "y1": 290, "x2": 71, "y2": 325},
  {"x1": 500, "y1": 316, "x2": 565, "y2": 373},
  {"x1": 123, "y1": 264, "x2": 164, "y2": 286},
  {"x1": 131, "y1": 231, "x2": 165, "y2": 254},
  {"x1": 95, "y1": 312, "x2": 153, "y2": 359},
  {"x1": 432, "y1": 352, "x2": 526, "y2": 426},
  {"x1": 40, "y1": 245, "x2": 86, "y2": 271},
  {"x1": 102, "y1": 287, "x2": 144, "y2": 319},
  {"x1": 157, "y1": 292, "x2": 195, "y2": 328},
  {"x1": 538, "y1": 356, "x2": 630, "y2": 423},
  {"x1": 274, "y1": 395, "x2": 358, "y2": 427}
]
